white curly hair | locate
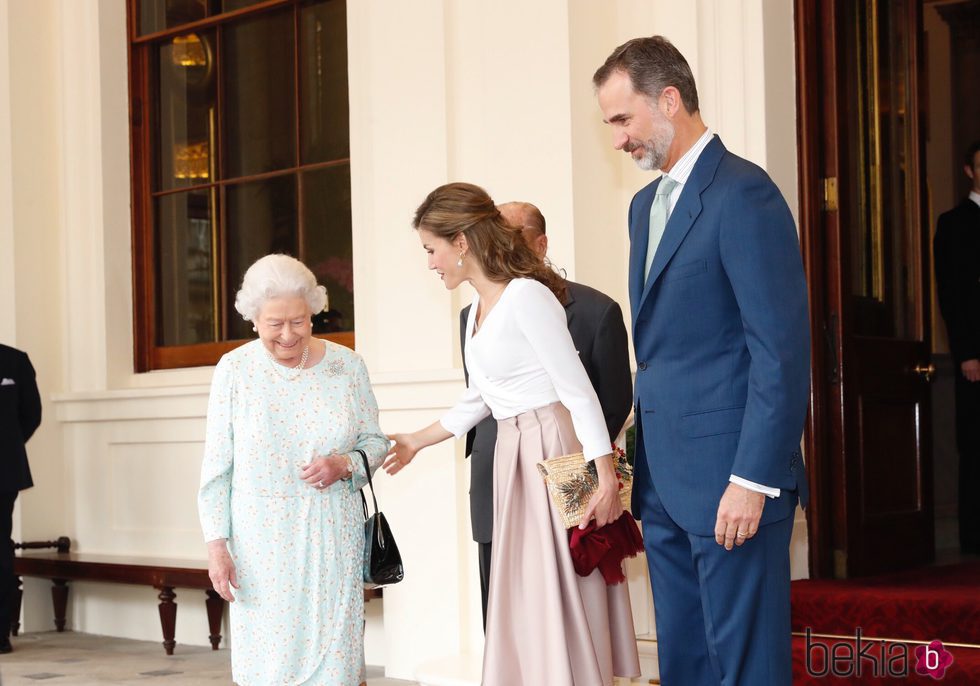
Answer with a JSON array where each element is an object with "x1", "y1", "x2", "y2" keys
[{"x1": 234, "y1": 254, "x2": 328, "y2": 321}]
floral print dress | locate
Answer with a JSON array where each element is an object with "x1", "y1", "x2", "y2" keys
[{"x1": 199, "y1": 339, "x2": 387, "y2": 686}]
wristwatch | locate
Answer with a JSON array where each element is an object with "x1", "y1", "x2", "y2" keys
[{"x1": 342, "y1": 453, "x2": 355, "y2": 479}]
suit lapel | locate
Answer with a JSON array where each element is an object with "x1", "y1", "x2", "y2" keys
[{"x1": 637, "y1": 136, "x2": 726, "y2": 312}]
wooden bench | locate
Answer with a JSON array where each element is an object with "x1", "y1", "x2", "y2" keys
[
  {"x1": 13, "y1": 547, "x2": 224, "y2": 656},
  {"x1": 13, "y1": 539, "x2": 384, "y2": 656}
]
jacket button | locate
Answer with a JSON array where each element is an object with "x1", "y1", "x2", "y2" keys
[{"x1": 637, "y1": 362, "x2": 648, "y2": 371}]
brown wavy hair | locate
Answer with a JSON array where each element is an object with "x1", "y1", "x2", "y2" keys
[{"x1": 412, "y1": 182, "x2": 567, "y2": 303}]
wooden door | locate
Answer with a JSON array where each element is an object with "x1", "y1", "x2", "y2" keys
[{"x1": 797, "y1": 0, "x2": 934, "y2": 578}]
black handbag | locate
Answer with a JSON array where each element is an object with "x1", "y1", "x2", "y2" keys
[{"x1": 357, "y1": 449, "x2": 404, "y2": 587}]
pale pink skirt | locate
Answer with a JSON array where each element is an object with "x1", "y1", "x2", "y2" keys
[{"x1": 482, "y1": 402, "x2": 641, "y2": 686}]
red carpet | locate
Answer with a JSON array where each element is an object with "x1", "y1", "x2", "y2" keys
[{"x1": 791, "y1": 562, "x2": 980, "y2": 683}]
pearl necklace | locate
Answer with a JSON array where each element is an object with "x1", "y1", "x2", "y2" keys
[{"x1": 266, "y1": 345, "x2": 310, "y2": 381}]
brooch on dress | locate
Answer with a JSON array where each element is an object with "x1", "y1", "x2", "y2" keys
[{"x1": 325, "y1": 359, "x2": 346, "y2": 377}]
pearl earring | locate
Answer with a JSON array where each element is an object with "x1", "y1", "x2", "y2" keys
[
  {"x1": 252, "y1": 325, "x2": 258, "y2": 332},
  {"x1": 457, "y1": 252, "x2": 464, "y2": 268}
]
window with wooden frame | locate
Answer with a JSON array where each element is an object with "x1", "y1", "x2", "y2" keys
[{"x1": 128, "y1": 0, "x2": 353, "y2": 371}]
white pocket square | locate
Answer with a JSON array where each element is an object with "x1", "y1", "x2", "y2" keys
[{"x1": 1, "y1": 378, "x2": 14, "y2": 386}]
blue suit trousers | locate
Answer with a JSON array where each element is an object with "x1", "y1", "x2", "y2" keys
[{"x1": 634, "y1": 451, "x2": 794, "y2": 686}]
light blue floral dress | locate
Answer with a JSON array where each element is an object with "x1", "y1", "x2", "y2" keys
[{"x1": 199, "y1": 339, "x2": 387, "y2": 686}]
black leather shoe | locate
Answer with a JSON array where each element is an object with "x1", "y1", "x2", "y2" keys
[{"x1": 0, "y1": 640, "x2": 12, "y2": 654}]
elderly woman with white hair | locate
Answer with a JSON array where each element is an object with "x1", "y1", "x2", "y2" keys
[{"x1": 198, "y1": 254, "x2": 387, "y2": 686}]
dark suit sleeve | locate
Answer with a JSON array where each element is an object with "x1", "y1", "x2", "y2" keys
[
  {"x1": 460, "y1": 306, "x2": 476, "y2": 457},
  {"x1": 935, "y1": 214, "x2": 980, "y2": 363},
  {"x1": 590, "y1": 300, "x2": 633, "y2": 441},
  {"x1": 719, "y1": 172, "x2": 811, "y2": 487},
  {"x1": 18, "y1": 352, "x2": 42, "y2": 442}
]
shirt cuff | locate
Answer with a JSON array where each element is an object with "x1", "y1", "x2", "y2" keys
[
  {"x1": 439, "y1": 417, "x2": 468, "y2": 440},
  {"x1": 202, "y1": 524, "x2": 230, "y2": 543},
  {"x1": 729, "y1": 474, "x2": 780, "y2": 499},
  {"x1": 582, "y1": 439, "x2": 614, "y2": 461}
]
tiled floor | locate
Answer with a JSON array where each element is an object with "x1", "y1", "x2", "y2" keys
[{"x1": 0, "y1": 632, "x2": 417, "y2": 685}]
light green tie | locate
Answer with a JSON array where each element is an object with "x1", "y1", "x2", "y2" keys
[{"x1": 644, "y1": 176, "x2": 679, "y2": 283}]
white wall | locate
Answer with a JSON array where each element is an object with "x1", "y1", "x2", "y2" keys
[
  {"x1": 3, "y1": 0, "x2": 805, "y2": 680},
  {"x1": 0, "y1": 0, "x2": 14, "y2": 343},
  {"x1": 1, "y1": 0, "x2": 69, "y2": 629}
]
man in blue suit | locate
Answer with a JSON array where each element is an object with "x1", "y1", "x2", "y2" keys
[{"x1": 594, "y1": 37, "x2": 810, "y2": 685}]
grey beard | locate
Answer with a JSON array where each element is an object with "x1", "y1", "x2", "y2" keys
[
  {"x1": 634, "y1": 134, "x2": 672, "y2": 171},
  {"x1": 635, "y1": 148, "x2": 661, "y2": 171},
  {"x1": 634, "y1": 114, "x2": 675, "y2": 171}
]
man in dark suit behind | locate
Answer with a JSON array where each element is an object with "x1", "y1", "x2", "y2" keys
[
  {"x1": 0, "y1": 343, "x2": 41, "y2": 653},
  {"x1": 934, "y1": 140, "x2": 980, "y2": 555},
  {"x1": 460, "y1": 201, "x2": 632, "y2": 627}
]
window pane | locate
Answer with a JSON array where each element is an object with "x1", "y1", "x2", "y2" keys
[
  {"x1": 300, "y1": 0, "x2": 349, "y2": 163},
  {"x1": 131, "y1": 0, "x2": 355, "y2": 368},
  {"x1": 223, "y1": 9, "x2": 296, "y2": 178},
  {"x1": 225, "y1": 175, "x2": 298, "y2": 339},
  {"x1": 140, "y1": 0, "x2": 208, "y2": 35},
  {"x1": 874, "y1": 0, "x2": 917, "y2": 339},
  {"x1": 842, "y1": 0, "x2": 918, "y2": 339},
  {"x1": 303, "y1": 165, "x2": 353, "y2": 333},
  {"x1": 155, "y1": 188, "x2": 217, "y2": 346},
  {"x1": 155, "y1": 31, "x2": 217, "y2": 191}
]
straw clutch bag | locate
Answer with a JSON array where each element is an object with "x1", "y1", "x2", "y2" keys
[{"x1": 537, "y1": 446, "x2": 633, "y2": 529}]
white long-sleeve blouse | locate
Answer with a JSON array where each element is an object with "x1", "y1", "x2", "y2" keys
[{"x1": 440, "y1": 278, "x2": 611, "y2": 460}]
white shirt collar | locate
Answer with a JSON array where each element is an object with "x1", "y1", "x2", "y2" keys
[
  {"x1": 969, "y1": 191, "x2": 980, "y2": 208},
  {"x1": 662, "y1": 128, "x2": 714, "y2": 186}
]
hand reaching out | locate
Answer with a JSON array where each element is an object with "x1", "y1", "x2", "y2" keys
[{"x1": 383, "y1": 433, "x2": 421, "y2": 475}]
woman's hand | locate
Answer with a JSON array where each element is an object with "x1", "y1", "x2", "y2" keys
[
  {"x1": 381, "y1": 421, "x2": 453, "y2": 475},
  {"x1": 207, "y1": 539, "x2": 239, "y2": 602},
  {"x1": 383, "y1": 433, "x2": 421, "y2": 475},
  {"x1": 300, "y1": 454, "x2": 351, "y2": 490},
  {"x1": 579, "y1": 454, "x2": 624, "y2": 529}
]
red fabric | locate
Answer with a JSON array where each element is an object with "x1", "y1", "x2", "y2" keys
[
  {"x1": 791, "y1": 562, "x2": 980, "y2": 684},
  {"x1": 568, "y1": 512, "x2": 644, "y2": 585},
  {"x1": 792, "y1": 562, "x2": 980, "y2": 644}
]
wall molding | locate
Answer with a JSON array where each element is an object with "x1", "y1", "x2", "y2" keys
[{"x1": 52, "y1": 368, "x2": 467, "y2": 423}]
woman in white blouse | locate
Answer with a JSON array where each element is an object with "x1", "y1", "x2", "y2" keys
[{"x1": 385, "y1": 183, "x2": 640, "y2": 685}]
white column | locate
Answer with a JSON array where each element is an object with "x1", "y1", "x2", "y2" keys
[
  {"x1": 3, "y1": 0, "x2": 70, "y2": 630},
  {"x1": 58, "y1": 0, "x2": 109, "y2": 392},
  {"x1": 347, "y1": 0, "x2": 473, "y2": 678},
  {"x1": 0, "y1": 0, "x2": 15, "y2": 341}
]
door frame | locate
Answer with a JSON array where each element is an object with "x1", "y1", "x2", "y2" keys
[
  {"x1": 795, "y1": 0, "x2": 934, "y2": 579},
  {"x1": 795, "y1": 0, "x2": 837, "y2": 579}
]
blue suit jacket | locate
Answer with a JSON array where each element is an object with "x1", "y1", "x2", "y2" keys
[{"x1": 629, "y1": 136, "x2": 810, "y2": 536}]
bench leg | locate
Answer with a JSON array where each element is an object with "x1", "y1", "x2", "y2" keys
[
  {"x1": 157, "y1": 586, "x2": 177, "y2": 655},
  {"x1": 10, "y1": 576, "x2": 22, "y2": 636},
  {"x1": 51, "y1": 579, "x2": 69, "y2": 631},
  {"x1": 205, "y1": 590, "x2": 223, "y2": 650}
]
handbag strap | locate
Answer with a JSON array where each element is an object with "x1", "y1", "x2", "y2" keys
[{"x1": 356, "y1": 449, "x2": 379, "y2": 517}]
